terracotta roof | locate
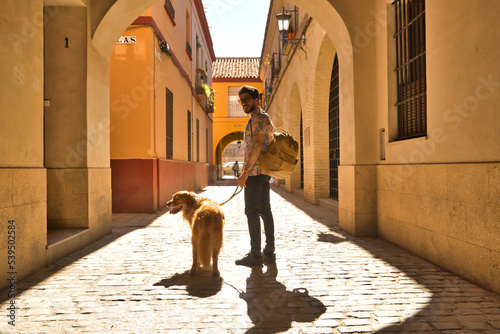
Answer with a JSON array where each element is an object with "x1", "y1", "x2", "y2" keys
[{"x1": 212, "y1": 57, "x2": 260, "y2": 79}]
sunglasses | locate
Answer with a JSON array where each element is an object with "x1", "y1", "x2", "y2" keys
[{"x1": 238, "y1": 97, "x2": 253, "y2": 104}]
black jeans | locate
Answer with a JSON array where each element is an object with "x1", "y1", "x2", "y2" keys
[{"x1": 244, "y1": 174, "x2": 275, "y2": 257}]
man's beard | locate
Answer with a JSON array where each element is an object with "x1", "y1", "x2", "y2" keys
[{"x1": 244, "y1": 104, "x2": 255, "y2": 114}]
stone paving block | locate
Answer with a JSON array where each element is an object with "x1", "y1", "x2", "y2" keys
[
  {"x1": 432, "y1": 322, "x2": 462, "y2": 330},
  {"x1": 401, "y1": 322, "x2": 435, "y2": 331},
  {"x1": 314, "y1": 319, "x2": 340, "y2": 327},
  {"x1": 342, "y1": 318, "x2": 372, "y2": 326},
  {"x1": 338, "y1": 325, "x2": 374, "y2": 333},
  {"x1": 375, "y1": 310, "x2": 402, "y2": 317},
  {"x1": 1, "y1": 184, "x2": 500, "y2": 333},
  {"x1": 377, "y1": 317, "x2": 402, "y2": 324},
  {"x1": 460, "y1": 321, "x2": 494, "y2": 330},
  {"x1": 346, "y1": 311, "x2": 371, "y2": 318}
]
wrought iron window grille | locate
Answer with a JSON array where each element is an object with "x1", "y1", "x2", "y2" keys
[{"x1": 393, "y1": 0, "x2": 427, "y2": 140}]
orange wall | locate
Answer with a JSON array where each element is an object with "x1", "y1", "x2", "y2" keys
[
  {"x1": 110, "y1": 27, "x2": 154, "y2": 159},
  {"x1": 110, "y1": 8, "x2": 214, "y2": 163}
]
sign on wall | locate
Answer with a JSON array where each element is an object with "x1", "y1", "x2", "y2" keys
[{"x1": 117, "y1": 36, "x2": 137, "y2": 44}]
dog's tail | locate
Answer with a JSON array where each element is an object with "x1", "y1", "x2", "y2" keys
[{"x1": 198, "y1": 229, "x2": 212, "y2": 268}]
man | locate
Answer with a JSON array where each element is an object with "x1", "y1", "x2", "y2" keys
[
  {"x1": 235, "y1": 85, "x2": 276, "y2": 266},
  {"x1": 232, "y1": 160, "x2": 240, "y2": 178}
]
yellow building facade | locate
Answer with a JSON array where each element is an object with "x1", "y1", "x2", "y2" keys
[
  {"x1": 109, "y1": 2, "x2": 215, "y2": 212},
  {"x1": 212, "y1": 58, "x2": 263, "y2": 178}
]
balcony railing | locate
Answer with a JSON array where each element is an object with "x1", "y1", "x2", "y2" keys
[
  {"x1": 165, "y1": 0, "x2": 175, "y2": 19},
  {"x1": 228, "y1": 102, "x2": 246, "y2": 117},
  {"x1": 195, "y1": 68, "x2": 207, "y2": 87}
]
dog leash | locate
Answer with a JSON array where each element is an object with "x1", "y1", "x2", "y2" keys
[{"x1": 219, "y1": 185, "x2": 243, "y2": 206}]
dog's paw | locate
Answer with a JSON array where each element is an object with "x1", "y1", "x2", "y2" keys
[{"x1": 189, "y1": 268, "x2": 197, "y2": 276}]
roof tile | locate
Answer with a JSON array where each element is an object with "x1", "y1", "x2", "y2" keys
[{"x1": 212, "y1": 57, "x2": 260, "y2": 79}]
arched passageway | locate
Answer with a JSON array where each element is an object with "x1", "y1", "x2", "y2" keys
[{"x1": 214, "y1": 132, "x2": 244, "y2": 179}]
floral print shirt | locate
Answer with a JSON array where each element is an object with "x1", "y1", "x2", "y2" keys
[{"x1": 244, "y1": 109, "x2": 275, "y2": 176}]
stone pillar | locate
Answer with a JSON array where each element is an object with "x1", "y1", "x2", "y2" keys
[
  {"x1": 338, "y1": 165, "x2": 377, "y2": 236},
  {"x1": 44, "y1": 6, "x2": 112, "y2": 241},
  {"x1": 0, "y1": 0, "x2": 47, "y2": 290}
]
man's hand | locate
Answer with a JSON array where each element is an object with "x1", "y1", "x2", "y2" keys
[{"x1": 238, "y1": 170, "x2": 249, "y2": 187}]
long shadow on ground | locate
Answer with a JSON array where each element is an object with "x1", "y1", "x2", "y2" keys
[
  {"x1": 270, "y1": 186, "x2": 500, "y2": 333},
  {"x1": 0, "y1": 181, "x2": 238, "y2": 304},
  {"x1": 153, "y1": 270, "x2": 222, "y2": 298},
  {"x1": 240, "y1": 263, "x2": 326, "y2": 334}
]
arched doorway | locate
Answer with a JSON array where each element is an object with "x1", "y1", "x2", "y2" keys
[{"x1": 215, "y1": 132, "x2": 244, "y2": 179}]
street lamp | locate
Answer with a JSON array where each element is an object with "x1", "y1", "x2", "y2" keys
[
  {"x1": 275, "y1": 6, "x2": 291, "y2": 33},
  {"x1": 237, "y1": 140, "x2": 242, "y2": 149},
  {"x1": 275, "y1": 6, "x2": 306, "y2": 57}
]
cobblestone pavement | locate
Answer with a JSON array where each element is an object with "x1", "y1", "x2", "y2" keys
[{"x1": 2, "y1": 181, "x2": 500, "y2": 334}]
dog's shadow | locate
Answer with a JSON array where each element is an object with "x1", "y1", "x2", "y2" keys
[
  {"x1": 153, "y1": 270, "x2": 222, "y2": 298},
  {"x1": 240, "y1": 264, "x2": 326, "y2": 333}
]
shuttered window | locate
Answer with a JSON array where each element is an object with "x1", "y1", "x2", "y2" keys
[
  {"x1": 393, "y1": 0, "x2": 427, "y2": 139},
  {"x1": 187, "y1": 110, "x2": 192, "y2": 161},
  {"x1": 196, "y1": 119, "x2": 200, "y2": 162},
  {"x1": 166, "y1": 88, "x2": 173, "y2": 159}
]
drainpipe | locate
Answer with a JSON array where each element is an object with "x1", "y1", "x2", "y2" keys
[
  {"x1": 153, "y1": 50, "x2": 161, "y2": 211},
  {"x1": 191, "y1": 77, "x2": 195, "y2": 191}
]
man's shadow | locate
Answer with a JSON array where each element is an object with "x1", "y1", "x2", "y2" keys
[
  {"x1": 240, "y1": 264, "x2": 326, "y2": 333},
  {"x1": 154, "y1": 270, "x2": 222, "y2": 298}
]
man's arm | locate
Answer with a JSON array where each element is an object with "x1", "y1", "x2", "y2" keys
[{"x1": 238, "y1": 132, "x2": 265, "y2": 187}]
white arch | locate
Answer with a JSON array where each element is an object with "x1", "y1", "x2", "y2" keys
[
  {"x1": 310, "y1": 34, "x2": 337, "y2": 200},
  {"x1": 93, "y1": 0, "x2": 160, "y2": 59},
  {"x1": 283, "y1": 0, "x2": 356, "y2": 164}
]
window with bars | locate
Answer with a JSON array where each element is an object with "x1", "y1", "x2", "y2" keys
[
  {"x1": 196, "y1": 119, "x2": 200, "y2": 162},
  {"x1": 186, "y1": 10, "x2": 192, "y2": 59},
  {"x1": 329, "y1": 55, "x2": 340, "y2": 200},
  {"x1": 228, "y1": 87, "x2": 246, "y2": 117},
  {"x1": 393, "y1": 0, "x2": 427, "y2": 140},
  {"x1": 166, "y1": 88, "x2": 174, "y2": 159},
  {"x1": 187, "y1": 110, "x2": 192, "y2": 161},
  {"x1": 165, "y1": 0, "x2": 175, "y2": 20},
  {"x1": 300, "y1": 111, "x2": 304, "y2": 189}
]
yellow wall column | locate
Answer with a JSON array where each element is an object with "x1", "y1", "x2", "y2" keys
[{"x1": 0, "y1": 0, "x2": 47, "y2": 291}]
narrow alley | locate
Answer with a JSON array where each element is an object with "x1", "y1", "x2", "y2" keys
[{"x1": 2, "y1": 183, "x2": 500, "y2": 334}]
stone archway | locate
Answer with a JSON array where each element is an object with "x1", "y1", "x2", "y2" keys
[
  {"x1": 214, "y1": 132, "x2": 244, "y2": 179},
  {"x1": 308, "y1": 34, "x2": 337, "y2": 203},
  {"x1": 92, "y1": 1, "x2": 160, "y2": 60},
  {"x1": 264, "y1": 0, "x2": 377, "y2": 236},
  {"x1": 88, "y1": 0, "x2": 372, "y2": 236},
  {"x1": 92, "y1": 0, "x2": 377, "y2": 236},
  {"x1": 285, "y1": 0, "x2": 356, "y2": 164}
]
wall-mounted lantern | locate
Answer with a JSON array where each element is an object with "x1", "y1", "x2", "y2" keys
[{"x1": 275, "y1": 6, "x2": 306, "y2": 56}]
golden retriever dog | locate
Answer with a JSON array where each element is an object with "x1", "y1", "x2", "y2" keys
[{"x1": 166, "y1": 191, "x2": 225, "y2": 277}]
